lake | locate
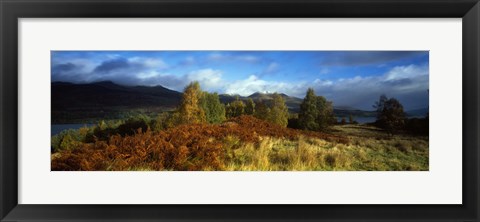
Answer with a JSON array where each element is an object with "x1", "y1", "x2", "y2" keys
[
  {"x1": 336, "y1": 116, "x2": 376, "y2": 124},
  {"x1": 51, "y1": 124, "x2": 95, "y2": 136}
]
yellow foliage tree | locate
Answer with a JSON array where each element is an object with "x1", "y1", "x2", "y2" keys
[
  {"x1": 267, "y1": 93, "x2": 289, "y2": 127},
  {"x1": 178, "y1": 81, "x2": 207, "y2": 124}
]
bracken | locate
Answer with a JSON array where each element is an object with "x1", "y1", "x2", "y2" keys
[{"x1": 51, "y1": 115, "x2": 348, "y2": 171}]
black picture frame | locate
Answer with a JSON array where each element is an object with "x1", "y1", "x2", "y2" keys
[{"x1": 1, "y1": 0, "x2": 479, "y2": 221}]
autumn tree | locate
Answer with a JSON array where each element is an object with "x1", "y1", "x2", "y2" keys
[
  {"x1": 199, "y1": 92, "x2": 226, "y2": 124},
  {"x1": 373, "y1": 95, "x2": 406, "y2": 133},
  {"x1": 177, "y1": 81, "x2": 206, "y2": 124},
  {"x1": 245, "y1": 98, "x2": 256, "y2": 115},
  {"x1": 266, "y1": 93, "x2": 289, "y2": 127}
]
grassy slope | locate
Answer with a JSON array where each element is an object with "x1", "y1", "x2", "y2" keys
[{"x1": 225, "y1": 125, "x2": 428, "y2": 171}]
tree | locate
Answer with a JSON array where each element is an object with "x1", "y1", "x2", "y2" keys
[
  {"x1": 298, "y1": 88, "x2": 319, "y2": 130},
  {"x1": 298, "y1": 88, "x2": 335, "y2": 131},
  {"x1": 374, "y1": 95, "x2": 406, "y2": 133},
  {"x1": 226, "y1": 97, "x2": 245, "y2": 118},
  {"x1": 199, "y1": 92, "x2": 226, "y2": 124},
  {"x1": 315, "y1": 95, "x2": 335, "y2": 129},
  {"x1": 177, "y1": 81, "x2": 206, "y2": 124},
  {"x1": 267, "y1": 93, "x2": 289, "y2": 127},
  {"x1": 254, "y1": 100, "x2": 270, "y2": 121},
  {"x1": 245, "y1": 98, "x2": 255, "y2": 115},
  {"x1": 373, "y1": 94, "x2": 388, "y2": 120}
]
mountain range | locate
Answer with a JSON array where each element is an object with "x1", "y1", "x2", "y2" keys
[{"x1": 52, "y1": 81, "x2": 426, "y2": 123}]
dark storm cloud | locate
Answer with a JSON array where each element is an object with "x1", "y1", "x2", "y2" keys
[
  {"x1": 320, "y1": 51, "x2": 427, "y2": 66},
  {"x1": 51, "y1": 62, "x2": 89, "y2": 83},
  {"x1": 93, "y1": 58, "x2": 130, "y2": 73},
  {"x1": 52, "y1": 63, "x2": 76, "y2": 74}
]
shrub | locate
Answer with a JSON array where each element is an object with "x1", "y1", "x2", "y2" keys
[
  {"x1": 116, "y1": 117, "x2": 148, "y2": 136},
  {"x1": 152, "y1": 112, "x2": 171, "y2": 132},
  {"x1": 51, "y1": 127, "x2": 92, "y2": 152}
]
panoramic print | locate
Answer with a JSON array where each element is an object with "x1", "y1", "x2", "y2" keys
[{"x1": 51, "y1": 51, "x2": 429, "y2": 171}]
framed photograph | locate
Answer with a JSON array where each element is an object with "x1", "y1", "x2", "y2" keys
[{"x1": 1, "y1": 0, "x2": 479, "y2": 221}]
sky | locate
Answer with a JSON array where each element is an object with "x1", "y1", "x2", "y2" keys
[{"x1": 51, "y1": 51, "x2": 429, "y2": 111}]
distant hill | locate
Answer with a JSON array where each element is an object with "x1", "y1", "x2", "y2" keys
[
  {"x1": 52, "y1": 81, "x2": 182, "y2": 109},
  {"x1": 52, "y1": 81, "x2": 182, "y2": 123},
  {"x1": 52, "y1": 82, "x2": 382, "y2": 123},
  {"x1": 406, "y1": 107, "x2": 429, "y2": 117}
]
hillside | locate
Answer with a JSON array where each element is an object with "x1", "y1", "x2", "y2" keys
[
  {"x1": 52, "y1": 81, "x2": 182, "y2": 123},
  {"x1": 52, "y1": 81, "x2": 182, "y2": 109}
]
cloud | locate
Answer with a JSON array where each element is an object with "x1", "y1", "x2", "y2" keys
[
  {"x1": 51, "y1": 62, "x2": 90, "y2": 82},
  {"x1": 208, "y1": 53, "x2": 225, "y2": 61},
  {"x1": 263, "y1": 62, "x2": 279, "y2": 73},
  {"x1": 384, "y1": 64, "x2": 428, "y2": 80},
  {"x1": 207, "y1": 53, "x2": 261, "y2": 63},
  {"x1": 94, "y1": 57, "x2": 168, "y2": 73},
  {"x1": 309, "y1": 64, "x2": 429, "y2": 110},
  {"x1": 320, "y1": 51, "x2": 427, "y2": 66},
  {"x1": 128, "y1": 57, "x2": 168, "y2": 69},
  {"x1": 319, "y1": 67, "x2": 329, "y2": 75},
  {"x1": 186, "y1": 69, "x2": 224, "y2": 91},
  {"x1": 222, "y1": 64, "x2": 428, "y2": 110},
  {"x1": 225, "y1": 75, "x2": 306, "y2": 97},
  {"x1": 237, "y1": 55, "x2": 260, "y2": 63},
  {"x1": 93, "y1": 58, "x2": 130, "y2": 73},
  {"x1": 180, "y1": 56, "x2": 196, "y2": 66},
  {"x1": 52, "y1": 56, "x2": 170, "y2": 85},
  {"x1": 52, "y1": 63, "x2": 76, "y2": 73}
]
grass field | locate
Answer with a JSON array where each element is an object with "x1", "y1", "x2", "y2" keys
[{"x1": 221, "y1": 124, "x2": 428, "y2": 171}]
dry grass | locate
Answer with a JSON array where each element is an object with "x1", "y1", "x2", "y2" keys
[{"x1": 222, "y1": 124, "x2": 428, "y2": 171}]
